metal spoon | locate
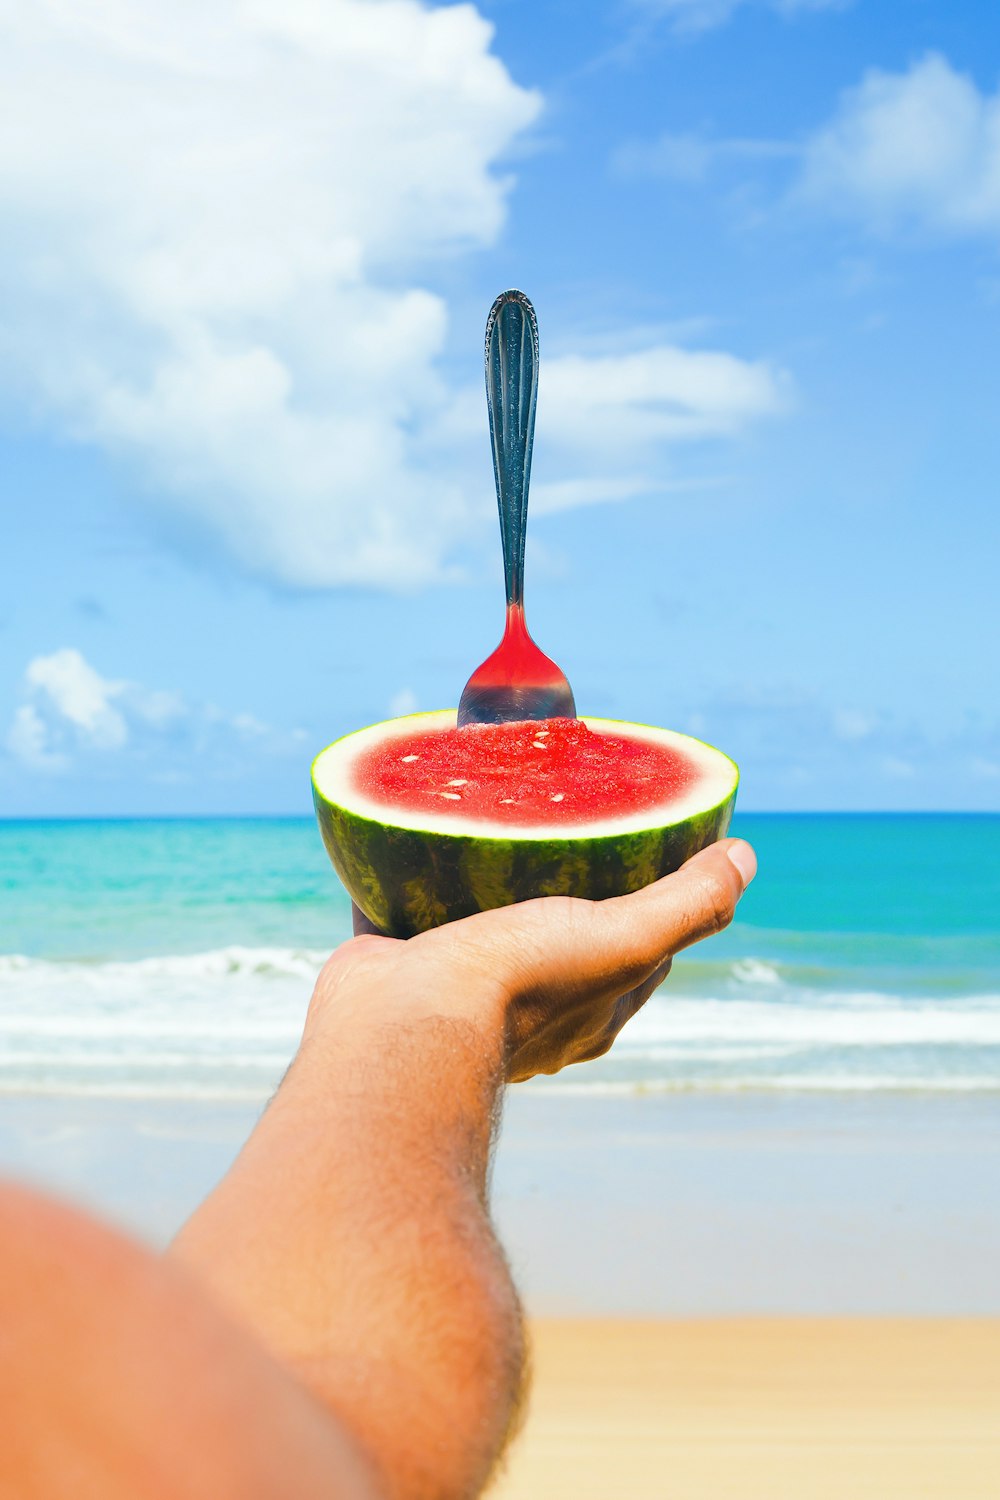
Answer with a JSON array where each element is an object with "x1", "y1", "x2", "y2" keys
[{"x1": 457, "y1": 289, "x2": 577, "y2": 727}]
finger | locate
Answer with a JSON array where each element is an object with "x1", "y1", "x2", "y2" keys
[
  {"x1": 595, "y1": 837, "x2": 755, "y2": 972},
  {"x1": 479, "y1": 837, "x2": 756, "y2": 1000},
  {"x1": 590, "y1": 957, "x2": 673, "y2": 1053},
  {"x1": 572, "y1": 959, "x2": 673, "y2": 1067},
  {"x1": 621, "y1": 837, "x2": 756, "y2": 955},
  {"x1": 618, "y1": 955, "x2": 673, "y2": 1021}
]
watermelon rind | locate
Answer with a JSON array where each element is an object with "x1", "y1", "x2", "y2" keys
[{"x1": 312, "y1": 711, "x2": 739, "y2": 938}]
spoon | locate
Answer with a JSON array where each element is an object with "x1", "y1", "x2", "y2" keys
[{"x1": 457, "y1": 289, "x2": 577, "y2": 727}]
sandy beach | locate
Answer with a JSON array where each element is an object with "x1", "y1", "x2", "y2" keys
[
  {"x1": 495, "y1": 1318, "x2": 1000, "y2": 1498},
  {"x1": 1, "y1": 1090, "x2": 998, "y2": 1496}
]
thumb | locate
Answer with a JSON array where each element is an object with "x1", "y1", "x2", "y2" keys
[
  {"x1": 445, "y1": 836, "x2": 757, "y2": 1003},
  {"x1": 572, "y1": 836, "x2": 756, "y2": 986},
  {"x1": 623, "y1": 835, "x2": 756, "y2": 951}
]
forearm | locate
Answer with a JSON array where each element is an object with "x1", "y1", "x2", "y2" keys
[
  {"x1": 166, "y1": 841, "x2": 753, "y2": 1495},
  {"x1": 169, "y1": 965, "x2": 526, "y2": 1500}
]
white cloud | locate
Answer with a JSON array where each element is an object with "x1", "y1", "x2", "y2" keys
[
  {"x1": 5, "y1": 704, "x2": 68, "y2": 773},
  {"x1": 6, "y1": 648, "x2": 302, "y2": 772},
  {"x1": 542, "y1": 346, "x2": 787, "y2": 449},
  {"x1": 230, "y1": 713, "x2": 271, "y2": 741},
  {"x1": 614, "y1": 132, "x2": 796, "y2": 182},
  {"x1": 629, "y1": 0, "x2": 849, "y2": 35},
  {"x1": 422, "y1": 328, "x2": 791, "y2": 522},
  {"x1": 683, "y1": 684, "x2": 1000, "y2": 807},
  {"x1": 530, "y1": 477, "x2": 651, "y2": 517},
  {"x1": 832, "y1": 707, "x2": 877, "y2": 742},
  {"x1": 527, "y1": 345, "x2": 788, "y2": 508},
  {"x1": 0, "y1": 1, "x2": 786, "y2": 588},
  {"x1": 436, "y1": 340, "x2": 788, "y2": 515},
  {"x1": 25, "y1": 649, "x2": 129, "y2": 750},
  {"x1": 130, "y1": 689, "x2": 188, "y2": 729},
  {"x1": 0, "y1": 0, "x2": 539, "y2": 590},
  {"x1": 799, "y1": 54, "x2": 1000, "y2": 237},
  {"x1": 388, "y1": 687, "x2": 420, "y2": 717},
  {"x1": 881, "y1": 755, "x2": 917, "y2": 780}
]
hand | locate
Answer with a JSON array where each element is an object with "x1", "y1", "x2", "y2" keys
[
  {"x1": 173, "y1": 835, "x2": 756, "y2": 1500},
  {"x1": 324, "y1": 837, "x2": 756, "y2": 1083}
]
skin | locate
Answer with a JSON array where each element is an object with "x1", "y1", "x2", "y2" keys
[{"x1": 0, "y1": 836, "x2": 755, "y2": 1500}]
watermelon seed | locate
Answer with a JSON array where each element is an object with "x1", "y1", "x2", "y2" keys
[
  {"x1": 532, "y1": 740, "x2": 547, "y2": 750},
  {"x1": 500, "y1": 798, "x2": 515, "y2": 804},
  {"x1": 401, "y1": 754, "x2": 419, "y2": 763},
  {"x1": 445, "y1": 779, "x2": 469, "y2": 786},
  {"x1": 550, "y1": 793, "x2": 564, "y2": 802},
  {"x1": 438, "y1": 792, "x2": 462, "y2": 800}
]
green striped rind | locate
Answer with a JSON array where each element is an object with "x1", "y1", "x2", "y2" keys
[{"x1": 312, "y1": 728, "x2": 738, "y2": 938}]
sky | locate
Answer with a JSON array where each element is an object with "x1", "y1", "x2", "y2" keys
[{"x1": 1, "y1": 0, "x2": 997, "y2": 815}]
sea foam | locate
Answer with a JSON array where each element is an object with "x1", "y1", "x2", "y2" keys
[{"x1": 2, "y1": 946, "x2": 999, "y2": 1100}]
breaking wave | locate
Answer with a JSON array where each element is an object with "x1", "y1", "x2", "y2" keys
[{"x1": 2, "y1": 946, "x2": 999, "y2": 1100}]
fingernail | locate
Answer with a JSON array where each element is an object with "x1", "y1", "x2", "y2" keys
[{"x1": 727, "y1": 841, "x2": 757, "y2": 891}]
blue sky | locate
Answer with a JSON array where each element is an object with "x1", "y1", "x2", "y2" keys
[{"x1": 1, "y1": 0, "x2": 997, "y2": 815}]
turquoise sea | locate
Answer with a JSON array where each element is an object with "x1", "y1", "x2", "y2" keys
[{"x1": 1, "y1": 814, "x2": 998, "y2": 1100}]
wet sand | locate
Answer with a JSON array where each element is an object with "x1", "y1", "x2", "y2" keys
[
  {"x1": 1, "y1": 1090, "x2": 999, "y2": 1314},
  {"x1": 2, "y1": 1093, "x2": 999, "y2": 1494},
  {"x1": 493, "y1": 1318, "x2": 1000, "y2": 1498}
]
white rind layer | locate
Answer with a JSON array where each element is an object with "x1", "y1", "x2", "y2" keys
[{"x1": 312, "y1": 711, "x2": 739, "y2": 841}]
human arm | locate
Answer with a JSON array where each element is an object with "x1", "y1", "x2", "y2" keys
[
  {"x1": 0, "y1": 1182, "x2": 382, "y2": 1500},
  {"x1": 169, "y1": 836, "x2": 755, "y2": 1499}
]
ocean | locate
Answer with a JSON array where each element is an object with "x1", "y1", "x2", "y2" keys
[{"x1": 1, "y1": 814, "x2": 998, "y2": 1101}]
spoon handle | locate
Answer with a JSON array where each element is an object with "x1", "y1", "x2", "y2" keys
[{"x1": 485, "y1": 289, "x2": 538, "y2": 610}]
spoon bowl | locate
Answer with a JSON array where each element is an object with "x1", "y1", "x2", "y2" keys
[{"x1": 457, "y1": 290, "x2": 576, "y2": 727}]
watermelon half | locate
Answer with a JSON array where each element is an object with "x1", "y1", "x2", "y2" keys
[{"x1": 312, "y1": 713, "x2": 739, "y2": 938}]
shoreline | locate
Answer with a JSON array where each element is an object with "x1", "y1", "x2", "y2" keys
[
  {"x1": 1, "y1": 1089, "x2": 998, "y2": 1315},
  {"x1": 2, "y1": 1078, "x2": 1000, "y2": 1100},
  {"x1": 493, "y1": 1090, "x2": 1000, "y2": 1316},
  {"x1": 4, "y1": 1088, "x2": 999, "y2": 1493}
]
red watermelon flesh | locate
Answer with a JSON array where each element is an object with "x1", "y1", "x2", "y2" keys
[{"x1": 351, "y1": 717, "x2": 698, "y2": 828}]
